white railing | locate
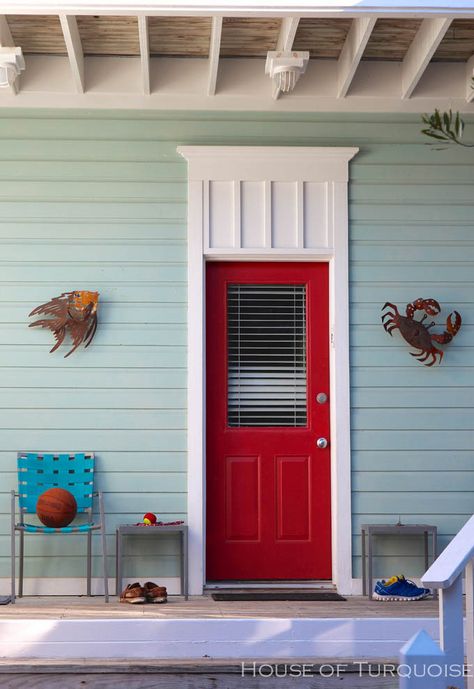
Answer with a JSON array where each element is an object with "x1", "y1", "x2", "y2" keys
[{"x1": 400, "y1": 514, "x2": 474, "y2": 689}]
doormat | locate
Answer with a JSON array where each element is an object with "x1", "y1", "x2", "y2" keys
[{"x1": 211, "y1": 592, "x2": 346, "y2": 602}]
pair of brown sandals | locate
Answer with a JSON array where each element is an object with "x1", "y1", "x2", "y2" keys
[{"x1": 120, "y1": 581, "x2": 167, "y2": 604}]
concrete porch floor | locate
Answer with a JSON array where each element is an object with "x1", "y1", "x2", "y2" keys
[{"x1": 3, "y1": 593, "x2": 439, "y2": 618}]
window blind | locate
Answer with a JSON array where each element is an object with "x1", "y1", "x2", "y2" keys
[{"x1": 227, "y1": 283, "x2": 307, "y2": 427}]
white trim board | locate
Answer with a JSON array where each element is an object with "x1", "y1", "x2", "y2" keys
[
  {"x1": 3, "y1": 2, "x2": 474, "y2": 16},
  {"x1": 178, "y1": 145, "x2": 358, "y2": 596},
  {"x1": 0, "y1": 616, "x2": 440, "y2": 659},
  {"x1": 2, "y1": 58, "x2": 474, "y2": 111}
]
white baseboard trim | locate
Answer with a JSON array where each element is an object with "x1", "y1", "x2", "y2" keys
[
  {"x1": 0, "y1": 617, "x2": 440, "y2": 660},
  {"x1": 0, "y1": 577, "x2": 182, "y2": 597},
  {"x1": 205, "y1": 581, "x2": 335, "y2": 590},
  {"x1": 2, "y1": 578, "x2": 436, "y2": 598}
]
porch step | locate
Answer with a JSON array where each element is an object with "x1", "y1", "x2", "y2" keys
[
  {"x1": 0, "y1": 616, "x2": 439, "y2": 660},
  {"x1": 0, "y1": 659, "x2": 400, "y2": 688}
]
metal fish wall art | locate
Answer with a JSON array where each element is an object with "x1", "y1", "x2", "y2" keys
[{"x1": 29, "y1": 290, "x2": 99, "y2": 358}]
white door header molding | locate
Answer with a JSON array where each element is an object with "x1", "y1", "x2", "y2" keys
[
  {"x1": 180, "y1": 144, "x2": 357, "y2": 595},
  {"x1": 178, "y1": 145, "x2": 358, "y2": 255},
  {"x1": 177, "y1": 146, "x2": 359, "y2": 183}
]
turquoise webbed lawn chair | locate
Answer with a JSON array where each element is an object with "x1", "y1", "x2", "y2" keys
[{"x1": 11, "y1": 452, "x2": 108, "y2": 603}]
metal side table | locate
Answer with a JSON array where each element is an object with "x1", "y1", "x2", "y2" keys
[
  {"x1": 116, "y1": 524, "x2": 188, "y2": 600},
  {"x1": 361, "y1": 523, "x2": 437, "y2": 599}
]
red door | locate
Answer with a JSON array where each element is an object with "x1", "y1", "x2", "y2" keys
[{"x1": 206, "y1": 262, "x2": 331, "y2": 581}]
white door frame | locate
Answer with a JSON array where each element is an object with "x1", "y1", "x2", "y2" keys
[{"x1": 178, "y1": 146, "x2": 358, "y2": 595}]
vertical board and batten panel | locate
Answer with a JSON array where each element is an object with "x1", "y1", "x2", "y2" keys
[
  {"x1": 241, "y1": 181, "x2": 266, "y2": 249},
  {"x1": 0, "y1": 111, "x2": 473, "y2": 586},
  {"x1": 271, "y1": 182, "x2": 298, "y2": 248},
  {"x1": 205, "y1": 178, "x2": 330, "y2": 252},
  {"x1": 304, "y1": 183, "x2": 328, "y2": 248}
]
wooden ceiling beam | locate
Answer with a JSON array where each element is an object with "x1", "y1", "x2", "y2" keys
[
  {"x1": 337, "y1": 16, "x2": 376, "y2": 98},
  {"x1": 466, "y1": 54, "x2": 474, "y2": 102},
  {"x1": 208, "y1": 16, "x2": 222, "y2": 95},
  {"x1": 276, "y1": 16, "x2": 300, "y2": 51},
  {"x1": 401, "y1": 16, "x2": 452, "y2": 98},
  {"x1": 138, "y1": 16, "x2": 150, "y2": 95},
  {"x1": 272, "y1": 17, "x2": 300, "y2": 99},
  {"x1": 60, "y1": 14, "x2": 85, "y2": 93},
  {"x1": 0, "y1": 16, "x2": 14, "y2": 46},
  {"x1": 0, "y1": 16, "x2": 19, "y2": 94}
]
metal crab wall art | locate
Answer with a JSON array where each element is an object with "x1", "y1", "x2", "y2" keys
[
  {"x1": 29, "y1": 290, "x2": 99, "y2": 358},
  {"x1": 381, "y1": 298, "x2": 462, "y2": 366}
]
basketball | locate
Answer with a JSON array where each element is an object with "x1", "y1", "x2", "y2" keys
[{"x1": 36, "y1": 488, "x2": 77, "y2": 528}]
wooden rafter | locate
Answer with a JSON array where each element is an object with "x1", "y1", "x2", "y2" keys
[
  {"x1": 0, "y1": 15, "x2": 18, "y2": 94},
  {"x1": 138, "y1": 15, "x2": 150, "y2": 95},
  {"x1": 0, "y1": 15, "x2": 13, "y2": 46},
  {"x1": 208, "y1": 16, "x2": 222, "y2": 96},
  {"x1": 276, "y1": 16, "x2": 300, "y2": 51},
  {"x1": 60, "y1": 14, "x2": 84, "y2": 93},
  {"x1": 401, "y1": 16, "x2": 452, "y2": 98},
  {"x1": 273, "y1": 17, "x2": 300, "y2": 100},
  {"x1": 466, "y1": 54, "x2": 474, "y2": 102},
  {"x1": 337, "y1": 17, "x2": 376, "y2": 97}
]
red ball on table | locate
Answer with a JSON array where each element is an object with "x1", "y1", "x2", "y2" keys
[{"x1": 143, "y1": 512, "x2": 157, "y2": 525}]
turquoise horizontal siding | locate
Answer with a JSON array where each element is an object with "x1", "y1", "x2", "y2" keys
[
  {"x1": 0, "y1": 111, "x2": 190, "y2": 582},
  {"x1": 0, "y1": 110, "x2": 473, "y2": 584},
  {"x1": 347, "y1": 119, "x2": 474, "y2": 581}
]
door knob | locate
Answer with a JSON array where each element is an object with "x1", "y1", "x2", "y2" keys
[{"x1": 316, "y1": 437, "x2": 328, "y2": 449}]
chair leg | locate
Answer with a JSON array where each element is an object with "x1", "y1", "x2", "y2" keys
[
  {"x1": 10, "y1": 491, "x2": 15, "y2": 604},
  {"x1": 18, "y1": 531, "x2": 24, "y2": 598},
  {"x1": 98, "y1": 492, "x2": 109, "y2": 603},
  {"x1": 87, "y1": 530, "x2": 92, "y2": 597}
]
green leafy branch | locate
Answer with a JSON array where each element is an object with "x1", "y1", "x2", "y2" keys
[
  {"x1": 421, "y1": 78, "x2": 474, "y2": 147},
  {"x1": 421, "y1": 108, "x2": 473, "y2": 147}
]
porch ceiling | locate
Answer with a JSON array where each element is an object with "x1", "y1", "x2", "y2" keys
[
  {"x1": 0, "y1": 3, "x2": 474, "y2": 111},
  {"x1": 8, "y1": 15, "x2": 474, "y2": 61}
]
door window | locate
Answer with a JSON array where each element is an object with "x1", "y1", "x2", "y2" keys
[{"x1": 227, "y1": 283, "x2": 307, "y2": 427}]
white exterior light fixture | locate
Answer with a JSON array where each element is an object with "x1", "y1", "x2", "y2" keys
[
  {"x1": 265, "y1": 50, "x2": 309, "y2": 100},
  {"x1": 0, "y1": 47, "x2": 25, "y2": 90}
]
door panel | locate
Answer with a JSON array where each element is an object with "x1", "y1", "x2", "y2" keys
[
  {"x1": 225, "y1": 456, "x2": 260, "y2": 541},
  {"x1": 206, "y1": 262, "x2": 331, "y2": 581},
  {"x1": 276, "y1": 456, "x2": 311, "y2": 541}
]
